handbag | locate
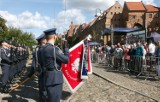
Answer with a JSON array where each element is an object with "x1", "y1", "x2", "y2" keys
[{"x1": 125, "y1": 55, "x2": 130, "y2": 60}]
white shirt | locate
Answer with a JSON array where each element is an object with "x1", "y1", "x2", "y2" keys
[{"x1": 148, "y1": 43, "x2": 156, "y2": 54}]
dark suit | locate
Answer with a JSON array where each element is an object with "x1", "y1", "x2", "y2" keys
[{"x1": 42, "y1": 43, "x2": 69, "y2": 102}]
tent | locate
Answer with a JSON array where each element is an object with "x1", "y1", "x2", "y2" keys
[
  {"x1": 86, "y1": 41, "x2": 101, "y2": 46},
  {"x1": 147, "y1": 32, "x2": 160, "y2": 43}
]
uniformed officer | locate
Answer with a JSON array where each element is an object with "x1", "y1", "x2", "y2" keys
[
  {"x1": 28, "y1": 33, "x2": 47, "y2": 102},
  {"x1": 42, "y1": 28, "x2": 69, "y2": 102},
  {"x1": 0, "y1": 39, "x2": 12, "y2": 93}
]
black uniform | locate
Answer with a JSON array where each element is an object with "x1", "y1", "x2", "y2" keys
[{"x1": 42, "y1": 43, "x2": 69, "y2": 102}]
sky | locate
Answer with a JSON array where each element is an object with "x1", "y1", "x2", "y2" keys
[{"x1": 0, "y1": 0, "x2": 159, "y2": 38}]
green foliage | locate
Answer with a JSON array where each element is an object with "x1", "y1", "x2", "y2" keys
[
  {"x1": 55, "y1": 37, "x2": 62, "y2": 48},
  {"x1": 0, "y1": 16, "x2": 36, "y2": 47},
  {"x1": 67, "y1": 34, "x2": 80, "y2": 48},
  {"x1": 7, "y1": 27, "x2": 37, "y2": 47},
  {"x1": 0, "y1": 16, "x2": 8, "y2": 36},
  {"x1": 1, "y1": 27, "x2": 36, "y2": 47},
  {"x1": 92, "y1": 30, "x2": 98, "y2": 41}
]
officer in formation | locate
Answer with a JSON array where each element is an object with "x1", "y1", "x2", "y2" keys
[
  {"x1": 28, "y1": 33, "x2": 47, "y2": 102},
  {"x1": 0, "y1": 39, "x2": 29, "y2": 93},
  {"x1": 42, "y1": 28, "x2": 69, "y2": 102}
]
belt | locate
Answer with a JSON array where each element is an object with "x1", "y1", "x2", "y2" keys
[{"x1": 47, "y1": 68, "x2": 56, "y2": 71}]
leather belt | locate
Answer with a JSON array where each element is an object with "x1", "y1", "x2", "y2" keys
[{"x1": 47, "y1": 68, "x2": 56, "y2": 71}]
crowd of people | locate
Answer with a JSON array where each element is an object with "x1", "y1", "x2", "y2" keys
[{"x1": 89, "y1": 40, "x2": 160, "y2": 77}]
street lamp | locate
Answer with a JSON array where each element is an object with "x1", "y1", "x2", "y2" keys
[{"x1": 95, "y1": 8, "x2": 103, "y2": 17}]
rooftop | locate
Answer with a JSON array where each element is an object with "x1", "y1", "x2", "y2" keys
[
  {"x1": 145, "y1": 5, "x2": 160, "y2": 12},
  {"x1": 126, "y1": 2, "x2": 146, "y2": 11}
]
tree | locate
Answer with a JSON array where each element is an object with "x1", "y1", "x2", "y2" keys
[
  {"x1": 6, "y1": 27, "x2": 37, "y2": 47},
  {"x1": 67, "y1": 34, "x2": 80, "y2": 48},
  {"x1": 92, "y1": 30, "x2": 98, "y2": 41},
  {"x1": 0, "y1": 17, "x2": 36, "y2": 47},
  {"x1": 0, "y1": 16, "x2": 8, "y2": 37}
]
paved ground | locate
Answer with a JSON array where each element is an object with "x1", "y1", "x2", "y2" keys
[{"x1": 0, "y1": 59, "x2": 159, "y2": 102}]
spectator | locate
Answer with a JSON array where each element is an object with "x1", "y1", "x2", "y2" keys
[
  {"x1": 135, "y1": 42, "x2": 144, "y2": 57},
  {"x1": 110, "y1": 45, "x2": 115, "y2": 66},
  {"x1": 155, "y1": 41, "x2": 160, "y2": 76},
  {"x1": 113, "y1": 45, "x2": 123, "y2": 69},
  {"x1": 148, "y1": 40, "x2": 156, "y2": 56},
  {"x1": 124, "y1": 45, "x2": 130, "y2": 70},
  {"x1": 135, "y1": 42, "x2": 144, "y2": 72}
]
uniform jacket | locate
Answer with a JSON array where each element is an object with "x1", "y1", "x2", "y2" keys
[
  {"x1": 43, "y1": 43, "x2": 69, "y2": 86},
  {"x1": 0, "y1": 47, "x2": 12, "y2": 66}
]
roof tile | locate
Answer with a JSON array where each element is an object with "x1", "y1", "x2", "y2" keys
[{"x1": 126, "y1": 2, "x2": 146, "y2": 11}]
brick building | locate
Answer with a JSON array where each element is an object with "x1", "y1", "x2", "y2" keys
[
  {"x1": 145, "y1": 5, "x2": 160, "y2": 35},
  {"x1": 78, "y1": 1, "x2": 123, "y2": 44},
  {"x1": 66, "y1": 1, "x2": 160, "y2": 45},
  {"x1": 122, "y1": 1, "x2": 160, "y2": 35}
]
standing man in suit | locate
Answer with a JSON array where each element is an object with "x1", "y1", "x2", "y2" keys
[{"x1": 42, "y1": 28, "x2": 69, "y2": 102}]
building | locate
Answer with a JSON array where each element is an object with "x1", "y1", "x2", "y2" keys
[
  {"x1": 145, "y1": 5, "x2": 160, "y2": 35},
  {"x1": 66, "y1": 1, "x2": 160, "y2": 45},
  {"x1": 122, "y1": 1, "x2": 160, "y2": 35},
  {"x1": 78, "y1": 1, "x2": 123, "y2": 45}
]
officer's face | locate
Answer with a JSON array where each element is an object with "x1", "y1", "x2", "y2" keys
[
  {"x1": 42, "y1": 39, "x2": 47, "y2": 45},
  {"x1": 2, "y1": 42, "x2": 8, "y2": 47},
  {"x1": 158, "y1": 41, "x2": 160, "y2": 47},
  {"x1": 53, "y1": 35, "x2": 57, "y2": 40}
]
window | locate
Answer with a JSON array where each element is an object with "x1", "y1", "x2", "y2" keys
[
  {"x1": 141, "y1": 15, "x2": 144, "y2": 19},
  {"x1": 118, "y1": 7, "x2": 120, "y2": 9},
  {"x1": 111, "y1": 12, "x2": 113, "y2": 15},
  {"x1": 155, "y1": 13, "x2": 159, "y2": 18},
  {"x1": 148, "y1": 22, "x2": 151, "y2": 26},
  {"x1": 155, "y1": 21, "x2": 159, "y2": 26},
  {"x1": 133, "y1": 15, "x2": 136, "y2": 19},
  {"x1": 115, "y1": 7, "x2": 117, "y2": 9},
  {"x1": 149, "y1": 14, "x2": 152, "y2": 18}
]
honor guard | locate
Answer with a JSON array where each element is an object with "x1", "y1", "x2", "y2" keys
[
  {"x1": 0, "y1": 39, "x2": 12, "y2": 93},
  {"x1": 28, "y1": 33, "x2": 47, "y2": 102},
  {"x1": 42, "y1": 28, "x2": 69, "y2": 102}
]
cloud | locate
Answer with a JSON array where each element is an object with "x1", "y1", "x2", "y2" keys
[
  {"x1": 0, "y1": 10, "x2": 53, "y2": 29},
  {"x1": 0, "y1": 9, "x2": 86, "y2": 34},
  {"x1": 65, "y1": 0, "x2": 157, "y2": 13},
  {"x1": 65, "y1": 0, "x2": 115, "y2": 13}
]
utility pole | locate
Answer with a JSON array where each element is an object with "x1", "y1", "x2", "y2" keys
[
  {"x1": 145, "y1": 20, "x2": 147, "y2": 42},
  {"x1": 110, "y1": 24, "x2": 114, "y2": 45}
]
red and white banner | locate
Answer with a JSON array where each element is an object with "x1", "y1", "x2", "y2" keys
[
  {"x1": 87, "y1": 44, "x2": 92, "y2": 74},
  {"x1": 62, "y1": 41, "x2": 85, "y2": 93}
]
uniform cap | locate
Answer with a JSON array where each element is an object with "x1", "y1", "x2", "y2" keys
[
  {"x1": 0, "y1": 39, "x2": 8, "y2": 44},
  {"x1": 43, "y1": 28, "x2": 56, "y2": 36},
  {"x1": 36, "y1": 34, "x2": 46, "y2": 42}
]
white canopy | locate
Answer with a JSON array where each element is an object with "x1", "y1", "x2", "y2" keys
[{"x1": 147, "y1": 32, "x2": 160, "y2": 43}]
